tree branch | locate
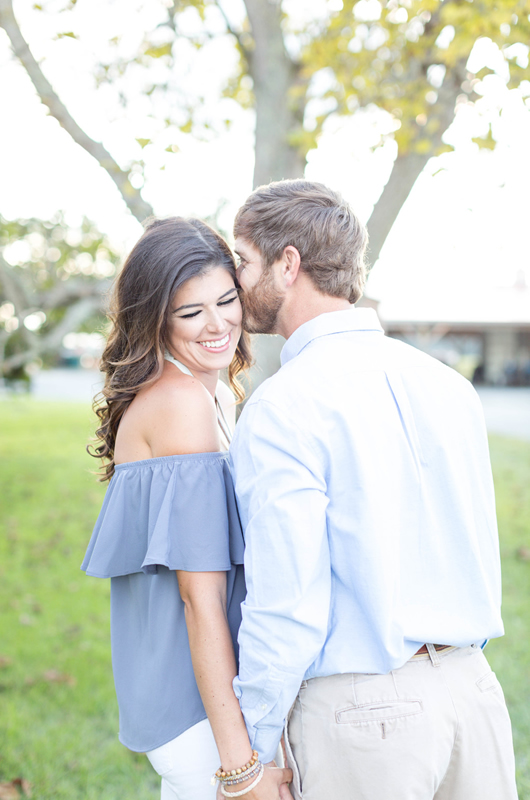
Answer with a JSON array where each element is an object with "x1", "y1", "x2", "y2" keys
[
  {"x1": 0, "y1": 0, "x2": 153, "y2": 223},
  {"x1": 40, "y1": 296, "x2": 102, "y2": 352},
  {"x1": 366, "y1": 61, "x2": 464, "y2": 269},
  {"x1": 0, "y1": 258, "x2": 41, "y2": 351},
  {"x1": 366, "y1": 152, "x2": 430, "y2": 270},
  {"x1": 1, "y1": 295, "x2": 101, "y2": 373},
  {"x1": 213, "y1": 0, "x2": 252, "y2": 63},
  {"x1": 39, "y1": 278, "x2": 111, "y2": 310},
  {"x1": 0, "y1": 256, "x2": 32, "y2": 313}
]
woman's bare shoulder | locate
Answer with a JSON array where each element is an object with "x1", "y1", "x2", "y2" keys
[{"x1": 122, "y1": 366, "x2": 220, "y2": 457}]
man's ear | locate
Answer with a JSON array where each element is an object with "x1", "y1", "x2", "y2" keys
[{"x1": 279, "y1": 245, "x2": 301, "y2": 288}]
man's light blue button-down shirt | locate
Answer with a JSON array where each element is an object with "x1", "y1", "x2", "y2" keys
[{"x1": 230, "y1": 308, "x2": 503, "y2": 762}]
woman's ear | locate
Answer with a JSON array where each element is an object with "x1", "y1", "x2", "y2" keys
[{"x1": 279, "y1": 245, "x2": 301, "y2": 288}]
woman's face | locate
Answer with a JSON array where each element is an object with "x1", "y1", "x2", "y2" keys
[{"x1": 167, "y1": 266, "x2": 242, "y2": 374}]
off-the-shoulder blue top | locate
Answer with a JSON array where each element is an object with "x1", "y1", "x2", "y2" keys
[{"x1": 81, "y1": 451, "x2": 245, "y2": 753}]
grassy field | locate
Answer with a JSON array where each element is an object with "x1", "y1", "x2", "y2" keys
[
  {"x1": 0, "y1": 401, "x2": 159, "y2": 799},
  {"x1": 0, "y1": 400, "x2": 529, "y2": 799}
]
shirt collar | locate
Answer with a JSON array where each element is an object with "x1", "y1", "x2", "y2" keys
[{"x1": 280, "y1": 307, "x2": 384, "y2": 366}]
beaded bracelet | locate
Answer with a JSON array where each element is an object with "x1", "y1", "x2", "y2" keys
[
  {"x1": 213, "y1": 751, "x2": 260, "y2": 785},
  {"x1": 220, "y1": 763, "x2": 265, "y2": 797},
  {"x1": 223, "y1": 764, "x2": 261, "y2": 786}
]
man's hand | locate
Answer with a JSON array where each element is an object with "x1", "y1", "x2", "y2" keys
[
  {"x1": 216, "y1": 763, "x2": 293, "y2": 799},
  {"x1": 279, "y1": 778, "x2": 295, "y2": 800}
]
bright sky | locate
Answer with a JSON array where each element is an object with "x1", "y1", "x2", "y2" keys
[{"x1": 1, "y1": 0, "x2": 529, "y2": 322}]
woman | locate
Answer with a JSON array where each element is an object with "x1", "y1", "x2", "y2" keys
[{"x1": 82, "y1": 218, "x2": 291, "y2": 800}]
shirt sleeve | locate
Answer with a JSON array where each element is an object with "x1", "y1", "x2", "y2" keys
[{"x1": 230, "y1": 398, "x2": 331, "y2": 762}]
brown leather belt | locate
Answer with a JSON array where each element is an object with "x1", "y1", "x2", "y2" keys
[{"x1": 415, "y1": 644, "x2": 453, "y2": 655}]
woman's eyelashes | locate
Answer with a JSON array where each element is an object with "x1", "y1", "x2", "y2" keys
[
  {"x1": 217, "y1": 295, "x2": 238, "y2": 307},
  {"x1": 177, "y1": 296, "x2": 238, "y2": 319}
]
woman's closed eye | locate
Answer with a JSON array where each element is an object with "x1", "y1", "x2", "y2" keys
[{"x1": 177, "y1": 295, "x2": 238, "y2": 319}]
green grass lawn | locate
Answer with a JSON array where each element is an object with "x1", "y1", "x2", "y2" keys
[
  {"x1": 0, "y1": 400, "x2": 159, "y2": 799},
  {"x1": 0, "y1": 400, "x2": 529, "y2": 799}
]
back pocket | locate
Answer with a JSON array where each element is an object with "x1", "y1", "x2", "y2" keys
[
  {"x1": 476, "y1": 671, "x2": 501, "y2": 693},
  {"x1": 336, "y1": 699, "x2": 423, "y2": 725}
]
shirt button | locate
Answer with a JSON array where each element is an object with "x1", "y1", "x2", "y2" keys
[{"x1": 261, "y1": 704, "x2": 267, "y2": 709}]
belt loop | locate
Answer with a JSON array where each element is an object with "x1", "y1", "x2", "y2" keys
[{"x1": 426, "y1": 643, "x2": 441, "y2": 667}]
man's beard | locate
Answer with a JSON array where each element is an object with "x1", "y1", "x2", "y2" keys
[{"x1": 240, "y1": 267, "x2": 284, "y2": 334}]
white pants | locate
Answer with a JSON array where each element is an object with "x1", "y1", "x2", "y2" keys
[{"x1": 146, "y1": 718, "x2": 219, "y2": 800}]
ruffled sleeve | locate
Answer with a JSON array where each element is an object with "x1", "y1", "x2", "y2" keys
[{"x1": 81, "y1": 452, "x2": 244, "y2": 578}]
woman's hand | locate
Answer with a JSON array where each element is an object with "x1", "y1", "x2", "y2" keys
[{"x1": 216, "y1": 764, "x2": 293, "y2": 800}]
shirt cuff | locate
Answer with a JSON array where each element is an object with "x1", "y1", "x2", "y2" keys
[
  {"x1": 252, "y1": 729, "x2": 283, "y2": 765},
  {"x1": 234, "y1": 663, "x2": 299, "y2": 764}
]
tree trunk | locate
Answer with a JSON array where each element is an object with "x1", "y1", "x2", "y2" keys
[
  {"x1": 243, "y1": 0, "x2": 305, "y2": 187},
  {"x1": 238, "y1": 0, "x2": 305, "y2": 393},
  {"x1": 365, "y1": 152, "x2": 431, "y2": 268},
  {"x1": 0, "y1": 0, "x2": 153, "y2": 224},
  {"x1": 365, "y1": 67, "x2": 464, "y2": 269}
]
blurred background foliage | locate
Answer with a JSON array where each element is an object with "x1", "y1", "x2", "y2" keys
[
  {"x1": 0, "y1": 215, "x2": 119, "y2": 382},
  {"x1": 0, "y1": 0, "x2": 529, "y2": 383}
]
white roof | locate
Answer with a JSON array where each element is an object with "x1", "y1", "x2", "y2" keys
[{"x1": 366, "y1": 265, "x2": 530, "y2": 327}]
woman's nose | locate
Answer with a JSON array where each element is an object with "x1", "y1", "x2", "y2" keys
[{"x1": 205, "y1": 308, "x2": 226, "y2": 332}]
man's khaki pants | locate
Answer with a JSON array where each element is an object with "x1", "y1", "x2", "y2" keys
[{"x1": 284, "y1": 644, "x2": 517, "y2": 800}]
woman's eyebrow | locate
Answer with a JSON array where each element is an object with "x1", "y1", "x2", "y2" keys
[
  {"x1": 174, "y1": 287, "x2": 238, "y2": 313},
  {"x1": 218, "y1": 287, "x2": 238, "y2": 300},
  {"x1": 174, "y1": 302, "x2": 203, "y2": 312}
]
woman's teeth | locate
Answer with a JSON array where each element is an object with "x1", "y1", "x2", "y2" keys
[{"x1": 200, "y1": 334, "x2": 230, "y2": 349}]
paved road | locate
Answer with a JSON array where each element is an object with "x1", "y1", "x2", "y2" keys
[
  {"x1": 4, "y1": 369, "x2": 530, "y2": 442},
  {"x1": 475, "y1": 387, "x2": 530, "y2": 442},
  {"x1": 30, "y1": 367, "x2": 104, "y2": 403}
]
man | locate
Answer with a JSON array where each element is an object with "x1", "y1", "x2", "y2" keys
[{"x1": 229, "y1": 179, "x2": 517, "y2": 799}]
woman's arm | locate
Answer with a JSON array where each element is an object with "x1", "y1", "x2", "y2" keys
[
  {"x1": 177, "y1": 570, "x2": 252, "y2": 768},
  {"x1": 138, "y1": 371, "x2": 290, "y2": 795},
  {"x1": 177, "y1": 570, "x2": 293, "y2": 799}
]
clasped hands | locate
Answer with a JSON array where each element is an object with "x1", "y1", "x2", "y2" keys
[{"x1": 216, "y1": 762, "x2": 294, "y2": 800}]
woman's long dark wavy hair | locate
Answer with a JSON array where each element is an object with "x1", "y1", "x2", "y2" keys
[{"x1": 88, "y1": 217, "x2": 253, "y2": 482}]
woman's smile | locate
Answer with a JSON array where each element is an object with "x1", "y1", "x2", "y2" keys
[
  {"x1": 167, "y1": 266, "x2": 242, "y2": 375},
  {"x1": 198, "y1": 332, "x2": 231, "y2": 351}
]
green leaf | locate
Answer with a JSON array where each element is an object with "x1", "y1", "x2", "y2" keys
[
  {"x1": 472, "y1": 128, "x2": 496, "y2": 150},
  {"x1": 135, "y1": 138, "x2": 151, "y2": 149},
  {"x1": 144, "y1": 43, "x2": 173, "y2": 59},
  {"x1": 474, "y1": 66, "x2": 495, "y2": 80},
  {"x1": 433, "y1": 142, "x2": 454, "y2": 156}
]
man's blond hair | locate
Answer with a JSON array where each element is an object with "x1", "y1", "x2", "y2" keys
[{"x1": 234, "y1": 179, "x2": 368, "y2": 303}]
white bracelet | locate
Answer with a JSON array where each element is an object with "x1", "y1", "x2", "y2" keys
[{"x1": 220, "y1": 763, "x2": 265, "y2": 797}]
